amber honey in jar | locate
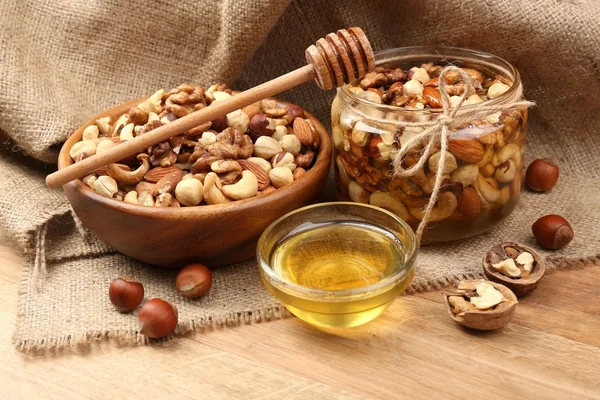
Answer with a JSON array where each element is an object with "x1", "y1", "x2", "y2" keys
[{"x1": 331, "y1": 47, "x2": 528, "y2": 243}]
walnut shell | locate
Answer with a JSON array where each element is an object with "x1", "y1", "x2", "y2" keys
[
  {"x1": 482, "y1": 242, "x2": 546, "y2": 297},
  {"x1": 443, "y1": 280, "x2": 518, "y2": 331}
]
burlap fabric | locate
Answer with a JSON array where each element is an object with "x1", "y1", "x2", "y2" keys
[{"x1": 1, "y1": 0, "x2": 598, "y2": 351}]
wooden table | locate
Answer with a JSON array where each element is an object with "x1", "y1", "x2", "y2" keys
[{"x1": 1, "y1": 232, "x2": 598, "y2": 399}]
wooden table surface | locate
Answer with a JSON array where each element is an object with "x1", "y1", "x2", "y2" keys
[{"x1": 0, "y1": 231, "x2": 598, "y2": 400}]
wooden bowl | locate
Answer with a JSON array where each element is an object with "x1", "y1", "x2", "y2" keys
[{"x1": 58, "y1": 97, "x2": 332, "y2": 268}]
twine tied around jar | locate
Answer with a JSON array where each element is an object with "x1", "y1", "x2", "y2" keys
[{"x1": 391, "y1": 66, "x2": 535, "y2": 243}]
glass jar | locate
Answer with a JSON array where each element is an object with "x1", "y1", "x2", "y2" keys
[{"x1": 331, "y1": 47, "x2": 528, "y2": 243}]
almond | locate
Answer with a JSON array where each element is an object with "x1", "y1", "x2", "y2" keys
[
  {"x1": 144, "y1": 166, "x2": 182, "y2": 182},
  {"x1": 448, "y1": 139, "x2": 485, "y2": 164},
  {"x1": 152, "y1": 170, "x2": 184, "y2": 196},
  {"x1": 458, "y1": 186, "x2": 481, "y2": 217},
  {"x1": 238, "y1": 159, "x2": 270, "y2": 190},
  {"x1": 242, "y1": 103, "x2": 261, "y2": 119},
  {"x1": 422, "y1": 87, "x2": 442, "y2": 108},
  {"x1": 293, "y1": 117, "x2": 319, "y2": 148}
]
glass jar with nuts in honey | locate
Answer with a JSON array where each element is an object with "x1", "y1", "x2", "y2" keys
[
  {"x1": 331, "y1": 47, "x2": 529, "y2": 242},
  {"x1": 257, "y1": 202, "x2": 417, "y2": 329}
]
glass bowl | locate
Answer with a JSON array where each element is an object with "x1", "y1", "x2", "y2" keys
[{"x1": 257, "y1": 202, "x2": 418, "y2": 328}]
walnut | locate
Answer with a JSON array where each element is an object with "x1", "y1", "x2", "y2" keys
[
  {"x1": 294, "y1": 151, "x2": 315, "y2": 168},
  {"x1": 360, "y1": 66, "x2": 405, "y2": 89}
]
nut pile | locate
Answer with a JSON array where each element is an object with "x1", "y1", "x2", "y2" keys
[
  {"x1": 109, "y1": 263, "x2": 212, "y2": 339},
  {"x1": 331, "y1": 62, "x2": 527, "y2": 241},
  {"x1": 71, "y1": 84, "x2": 321, "y2": 207}
]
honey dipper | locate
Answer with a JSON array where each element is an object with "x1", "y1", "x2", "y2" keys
[{"x1": 46, "y1": 27, "x2": 375, "y2": 188}]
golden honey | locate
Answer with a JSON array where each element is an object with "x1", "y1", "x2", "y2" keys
[{"x1": 260, "y1": 220, "x2": 414, "y2": 328}]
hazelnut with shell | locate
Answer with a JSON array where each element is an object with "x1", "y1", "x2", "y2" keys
[
  {"x1": 482, "y1": 242, "x2": 546, "y2": 297},
  {"x1": 444, "y1": 280, "x2": 518, "y2": 331}
]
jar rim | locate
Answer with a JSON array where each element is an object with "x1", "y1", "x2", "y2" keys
[{"x1": 339, "y1": 46, "x2": 522, "y2": 114}]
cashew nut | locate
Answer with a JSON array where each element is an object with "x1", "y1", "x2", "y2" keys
[
  {"x1": 492, "y1": 144, "x2": 519, "y2": 166},
  {"x1": 221, "y1": 170, "x2": 258, "y2": 200},
  {"x1": 336, "y1": 155, "x2": 351, "y2": 188},
  {"x1": 69, "y1": 140, "x2": 97, "y2": 161},
  {"x1": 409, "y1": 191, "x2": 457, "y2": 222},
  {"x1": 203, "y1": 172, "x2": 232, "y2": 204},
  {"x1": 137, "y1": 89, "x2": 164, "y2": 114},
  {"x1": 429, "y1": 151, "x2": 458, "y2": 174},
  {"x1": 487, "y1": 82, "x2": 511, "y2": 98},
  {"x1": 477, "y1": 146, "x2": 494, "y2": 168},
  {"x1": 120, "y1": 123, "x2": 135, "y2": 141},
  {"x1": 93, "y1": 176, "x2": 118, "y2": 198},
  {"x1": 451, "y1": 164, "x2": 479, "y2": 187},
  {"x1": 96, "y1": 139, "x2": 116, "y2": 155},
  {"x1": 123, "y1": 191, "x2": 138, "y2": 204},
  {"x1": 95, "y1": 117, "x2": 111, "y2": 136},
  {"x1": 351, "y1": 124, "x2": 371, "y2": 147},
  {"x1": 332, "y1": 125, "x2": 344, "y2": 149},
  {"x1": 474, "y1": 174, "x2": 501, "y2": 204},
  {"x1": 409, "y1": 67, "x2": 430, "y2": 84},
  {"x1": 494, "y1": 159, "x2": 516, "y2": 182},
  {"x1": 82, "y1": 125, "x2": 99, "y2": 140},
  {"x1": 107, "y1": 154, "x2": 150, "y2": 184},
  {"x1": 348, "y1": 181, "x2": 370, "y2": 203},
  {"x1": 498, "y1": 186, "x2": 510, "y2": 204},
  {"x1": 369, "y1": 191, "x2": 410, "y2": 221},
  {"x1": 175, "y1": 178, "x2": 203, "y2": 206}
]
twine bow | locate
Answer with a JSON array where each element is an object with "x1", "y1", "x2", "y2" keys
[{"x1": 391, "y1": 66, "x2": 534, "y2": 243}]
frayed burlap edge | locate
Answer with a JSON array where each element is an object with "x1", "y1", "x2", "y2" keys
[
  {"x1": 14, "y1": 303, "x2": 291, "y2": 353},
  {"x1": 12, "y1": 212, "x2": 599, "y2": 353}
]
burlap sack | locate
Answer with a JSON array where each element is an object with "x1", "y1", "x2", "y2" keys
[{"x1": 1, "y1": 0, "x2": 598, "y2": 351}]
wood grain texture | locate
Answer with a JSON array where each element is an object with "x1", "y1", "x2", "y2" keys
[
  {"x1": 0, "y1": 231, "x2": 599, "y2": 399},
  {"x1": 58, "y1": 99, "x2": 332, "y2": 268}
]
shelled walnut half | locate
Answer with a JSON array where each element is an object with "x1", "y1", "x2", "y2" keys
[
  {"x1": 482, "y1": 242, "x2": 546, "y2": 297},
  {"x1": 443, "y1": 280, "x2": 518, "y2": 331}
]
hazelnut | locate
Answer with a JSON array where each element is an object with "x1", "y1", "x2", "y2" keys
[
  {"x1": 248, "y1": 113, "x2": 276, "y2": 140},
  {"x1": 269, "y1": 167, "x2": 293, "y2": 188},
  {"x1": 286, "y1": 104, "x2": 305, "y2": 120},
  {"x1": 174, "y1": 178, "x2": 203, "y2": 206},
  {"x1": 175, "y1": 264, "x2": 212, "y2": 298},
  {"x1": 525, "y1": 159, "x2": 559, "y2": 192},
  {"x1": 138, "y1": 298, "x2": 178, "y2": 339},
  {"x1": 109, "y1": 276, "x2": 144, "y2": 313},
  {"x1": 532, "y1": 215, "x2": 573, "y2": 250}
]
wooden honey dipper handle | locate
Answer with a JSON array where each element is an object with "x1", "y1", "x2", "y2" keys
[{"x1": 46, "y1": 27, "x2": 374, "y2": 189}]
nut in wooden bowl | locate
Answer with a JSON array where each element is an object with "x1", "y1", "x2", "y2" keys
[
  {"x1": 444, "y1": 280, "x2": 518, "y2": 331},
  {"x1": 58, "y1": 84, "x2": 332, "y2": 267},
  {"x1": 482, "y1": 242, "x2": 546, "y2": 297}
]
